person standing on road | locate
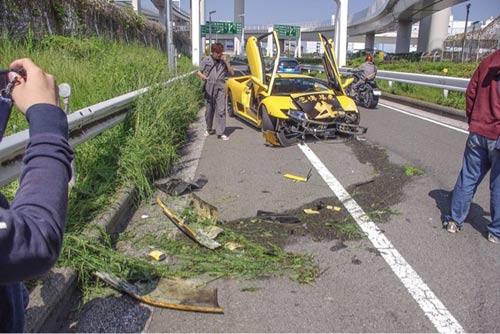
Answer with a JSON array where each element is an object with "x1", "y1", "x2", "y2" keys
[
  {"x1": 443, "y1": 49, "x2": 500, "y2": 244},
  {"x1": 197, "y1": 42, "x2": 234, "y2": 141},
  {"x1": 0, "y1": 58, "x2": 74, "y2": 332}
]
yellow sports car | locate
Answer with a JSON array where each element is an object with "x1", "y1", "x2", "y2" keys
[{"x1": 226, "y1": 32, "x2": 366, "y2": 146}]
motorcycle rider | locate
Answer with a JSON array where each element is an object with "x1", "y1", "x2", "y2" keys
[{"x1": 350, "y1": 54, "x2": 377, "y2": 94}]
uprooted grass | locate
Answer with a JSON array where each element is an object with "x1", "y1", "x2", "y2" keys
[{"x1": 61, "y1": 207, "x2": 318, "y2": 301}]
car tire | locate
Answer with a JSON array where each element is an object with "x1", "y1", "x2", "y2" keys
[
  {"x1": 227, "y1": 91, "x2": 235, "y2": 117},
  {"x1": 275, "y1": 119, "x2": 301, "y2": 147},
  {"x1": 261, "y1": 106, "x2": 276, "y2": 132}
]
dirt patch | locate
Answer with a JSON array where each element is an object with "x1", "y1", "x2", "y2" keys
[{"x1": 221, "y1": 138, "x2": 415, "y2": 247}]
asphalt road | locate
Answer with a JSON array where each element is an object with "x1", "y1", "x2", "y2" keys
[
  {"x1": 138, "y1": 100, "x2": 500, "y2": 333},
  {"x1": 70, "y1": 98, "x2": 500, "y2": 333}
]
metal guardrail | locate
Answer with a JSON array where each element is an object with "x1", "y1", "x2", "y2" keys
[
  {"x1": 0, "y1": 71, "x2": 196, "y2": 187},
  {"x1": 301, "y1": 64, "x2": 470, "y2": 93}
]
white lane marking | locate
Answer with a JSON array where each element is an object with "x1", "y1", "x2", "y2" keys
[
  {"x1": 298, "y1": 143, "x2": 464, "y2": 334},
  {"x1": 379, "y1": 103, "x2": 469, "y2": 134},
  {"x1": 0, "y1": 222, "x2": 6, "y2": 229}
]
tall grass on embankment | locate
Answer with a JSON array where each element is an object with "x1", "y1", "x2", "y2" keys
[{"x1": 0, "y1": 34, "x2": 203, "y2": 229}]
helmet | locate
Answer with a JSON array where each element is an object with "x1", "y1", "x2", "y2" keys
[{"x1": 365, "y1": 54, "x2": 373, "y2": 62}]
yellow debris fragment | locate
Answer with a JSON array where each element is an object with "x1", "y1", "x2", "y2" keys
[
  {"x1": 149, "y1": 250, "x2": 166, "y2": 261},
  {"x1": 326, "y1": 205, "x2": 341, "y2": 212},
  {"x1": 284, "y1": 169, "x2": 312, "y2": 182},
  {"x1": 303, "y1": 208, "x2": 320, "y2": 214},
  {"x1": 225, "y1": 242, "x2": 242, "y2": 251}
]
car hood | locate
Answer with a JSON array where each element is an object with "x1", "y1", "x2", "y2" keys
[{"x1": 290, "y1": 92, "x2": 348, "y2": 120}]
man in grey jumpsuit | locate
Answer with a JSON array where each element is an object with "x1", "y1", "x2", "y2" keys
[{"x1": 197, "y1": 43, "x2": 234, "y2": 140}]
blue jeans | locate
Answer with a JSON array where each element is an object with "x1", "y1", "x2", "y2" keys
[{"x1": 445, "y1": 133, "x2": 500, "y2": 237}]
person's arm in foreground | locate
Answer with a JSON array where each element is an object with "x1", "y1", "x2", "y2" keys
[{"x1": 0, "y1": 58, "x2": 73, "y2": 284}]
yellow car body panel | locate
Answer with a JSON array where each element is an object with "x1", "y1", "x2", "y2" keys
[{"x1": 226, "y1": 31, "x2": 366, "y2": 146}]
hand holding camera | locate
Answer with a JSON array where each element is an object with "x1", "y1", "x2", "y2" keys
[
  {"x1": 8, "y1": 58, "x2": 59, "y2": 114},
  {"x1": 0, "y1": 59, "x2": 59, "y2": 140}
]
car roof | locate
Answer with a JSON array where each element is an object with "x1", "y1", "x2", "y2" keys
[{"x1": 279, "y1": 57, "x2": 298, "y2": 61}]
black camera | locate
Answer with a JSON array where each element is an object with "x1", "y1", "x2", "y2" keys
[
  {"x1": 0, "y1": 69, "x2": 11, "y2": 93},
  {"x1": 0, "y1": 68, "x2": 25, "y2": 140},
  {"x1": 0, "y1": 68, "x2": 25, "y2": 94}
]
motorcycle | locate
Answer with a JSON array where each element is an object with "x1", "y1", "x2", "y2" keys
[{"x1": 343, "y1": 71, "x2": 382, "y2": 109}]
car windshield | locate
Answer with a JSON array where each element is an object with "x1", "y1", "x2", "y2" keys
[
  {"x1": 271, "y1": 77, "x2": 330, "y2": 95},
  {"x1": 279, "y1": 60, "x2": 298, "y2": 68}
]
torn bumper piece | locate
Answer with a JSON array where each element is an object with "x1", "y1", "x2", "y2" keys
[
  {"x1": 157, "y1": 197, "x2": 221, "y2": 249},
  {"x1": 95, "y1": 271, "x2": 224, "y2": 313},
  {"x1": 256, "y1": 210, "x2": 300, "y2": 224}
]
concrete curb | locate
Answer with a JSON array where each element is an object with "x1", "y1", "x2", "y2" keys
[{"x1": 26, "y1": 108, "x2": 207, "y2": 332}]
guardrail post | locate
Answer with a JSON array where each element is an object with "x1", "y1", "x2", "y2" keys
[
  {"x1": 58, "y1": 83, "x2": 77, "y2": 187},
  {"x1": 443, "y1": 89, "x2": 449, "y2": 99},
  {"x1": 388, "y1": 80, "x2": 393, "y2": 89}
]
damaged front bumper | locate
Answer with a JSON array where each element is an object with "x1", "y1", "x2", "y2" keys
[{"x1": 286, "y1": 112, "x2": 367, "y2": 138}]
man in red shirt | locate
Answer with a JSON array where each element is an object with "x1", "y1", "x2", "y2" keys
[{"x1": 444, "y1": 50, "x2": 500, "y2": 244}]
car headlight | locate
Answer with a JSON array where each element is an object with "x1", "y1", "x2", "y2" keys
[{"x1": 288, "y1": 109, "x2": 308, "y2": 121}]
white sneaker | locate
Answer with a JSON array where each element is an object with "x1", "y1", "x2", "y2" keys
[
  {"x1": 204, "y1": 131, "x2": 210, "y2": 137},
  {"x1": 218, "y1": 134, "x2": 229, "y2": 141}
]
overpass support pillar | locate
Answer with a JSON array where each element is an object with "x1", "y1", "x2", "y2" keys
[
  {"x1": 335, "y1": 0, "x2": 348, "y2": 67},
  {"x1": 395, "y1": 20, "x2": 412, "y2": 53},
  {"x1": 200, "y1": 0, "x2": 206, "y2": 55},
  {"x1": 295, "y1": 34, "x2": 302, "y2": 58},
  {"x1": 267, "y1": 27, "x2": 273, "y2": 57},
  {"x1": 191, "y1": 0, "x2": 201, "y2": 66},
  {"x1": 233, "y1": 0, "x2": 245, "y2": 56},
  {"x1": 132, "y1": 0, "x2": 141, "y2": 12},
  {"x1": 417, "y1": 15, "x2": 431, "y2": 52},
  {"x1": 427, "y1": 7, "x2": 451, "y2": 52},
  {"x1": 417, "y1": 8, "x2": 450, "y2": 53},
  {"x1": 365, "y1": 33, "x2": 375, "y2": 52}
]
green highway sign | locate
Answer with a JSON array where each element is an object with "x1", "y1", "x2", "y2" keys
[
  {"x1": 274, "y1": 24, "x2": 300, "y2": 38},
  {"x1": 201, "y1": 21, "x2": 242, "y2": 35}
]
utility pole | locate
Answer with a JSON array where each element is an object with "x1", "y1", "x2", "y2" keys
[
  {"x1": 461, "y1": 3, "x2": 471, "y2": 62},
  {"x1": 165, "y1": 0, "x2": 174, "y2": 71}
]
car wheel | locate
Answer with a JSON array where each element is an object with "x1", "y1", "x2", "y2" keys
[
  {"x1": 276, "y1": 119, "x2": 301, "y2": 147},
  {"x1": 227, "y1": 91, "x2": 235, "y2": 117}
]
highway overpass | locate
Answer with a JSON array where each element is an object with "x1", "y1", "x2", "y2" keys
[{"x1": 131, "y1": 0, "x2": 468, "y2": 66}]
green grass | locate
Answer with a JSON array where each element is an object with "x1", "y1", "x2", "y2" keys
[
  {"x1": 2, "y1": 35, "x2": 321, "y2": 299},
  {"x1": 403, "y1": 165, "x2": 425, "y2": 177}
]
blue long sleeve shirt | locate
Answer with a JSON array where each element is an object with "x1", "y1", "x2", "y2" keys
[{"x1": 0, "y1": 104, "x2": 73, "y2": 332}]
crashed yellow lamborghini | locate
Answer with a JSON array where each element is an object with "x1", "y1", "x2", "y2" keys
[{"x1": 226, "y1": 32, "x2": 366, "y2": 146}]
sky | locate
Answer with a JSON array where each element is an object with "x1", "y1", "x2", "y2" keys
[{"x1": 159, "y1": 0, "x2": 499, "y2": 25}]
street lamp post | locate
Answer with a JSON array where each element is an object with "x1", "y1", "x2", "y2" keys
[
  {"x1": 209, "y1": 10, "x2": 216, "y2": 51},
  {"x1": 461, "y1": 3, "x2": 471, "y2": 62},
  {"x1": 239, "y1": 14, "x2": 245, "y2": 57}
]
